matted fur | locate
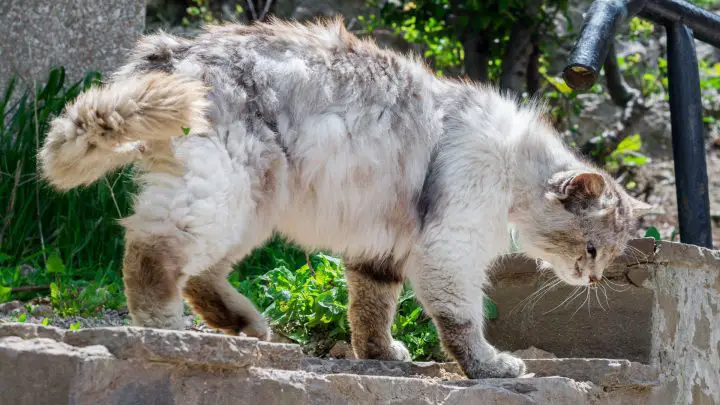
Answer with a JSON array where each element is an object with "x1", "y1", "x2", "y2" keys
[{"x1": 39, "y1": 16, "x2": 652, "y2": 379}]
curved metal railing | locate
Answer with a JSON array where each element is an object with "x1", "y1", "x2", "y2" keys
[{"x1": 564, "y1": 0, "x2": 720, "y2": 248}]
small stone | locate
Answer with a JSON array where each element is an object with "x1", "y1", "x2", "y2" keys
[
  {"x1": 0, "y1": 301, "x2": 23, "y2": 315},
  {"x1": 512, "y1": 346, "x2": 556, "y2": 359},
  {"x1": 329, "y1": 341, "x2": 356, "y2": 359},
  {"x1": 627, "y1": 268, "x2": 651, "y2": 287},
  {"x1": 31, "y1": 304, "x2": 55, "y2": 318}
]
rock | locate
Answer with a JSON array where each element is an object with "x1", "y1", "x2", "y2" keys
[
  {"x1": 30, "y1": 304, "x2": 55, "y2": 318},
  {"x1": 63, "y1": 326, "x2": 272, "y2": 368},
  {"x1": 0, "y1": 323, "x2": 667, "y2": 404},
  {"x1": 524, "y1": 358, "x2": 659, "y2": 389},
  {"x1": 574, "y1": 93, "x2": 621, "y2": 145},
  {"x1": 0, "y1": 301, "x2": 24, "y2": 315},
  {"x1": 512, "y1": 346, "x2": 557, "y2": 359},
  {"x1": 0, "y1": 0, "x2": 146, "y2": 93},
  {"x1": 328, "y1": 340, "x2": 356, "y2": 359},
  {"x1": 0, "y1": 323, "x2": 66, "y2": 341}
]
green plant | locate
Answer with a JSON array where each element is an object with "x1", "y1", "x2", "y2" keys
[
  {"x1": 644, "y1": 226, "x2": 679, "y2": 242},
  {"x1": 0, "y1": 68, "x2": 137, "y2": 314},
  {"x1": 603, "y1": 134, "x2": 650, "y2": 174},
  {"x1": 627, "y1": 17, "x2": 654, "y2": 41},
  {"x1": 236, "y1": 253, "x2": 349, "y2": 345},
  {"x1": 1, "y1": 68, "x2": 136, "y2": 274},
  {"x1": 182, "y1": 0, "x2": 244, "y2": 26},
  {"x1": 361, "y1": 0, "x2": 568, "y2": 78}
]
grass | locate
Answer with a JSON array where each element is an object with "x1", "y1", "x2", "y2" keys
[{"x1": 0, "y1": 67, "x2": 450, "y2": 360}]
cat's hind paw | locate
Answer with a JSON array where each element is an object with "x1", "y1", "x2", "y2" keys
[{"x1": 464, "y1": 352, "x2": 527, "y2": 379}]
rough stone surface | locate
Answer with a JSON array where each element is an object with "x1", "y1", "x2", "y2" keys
[
  {"x1": 0, "y1": 0, "x2": 146, "y2": 92},
  {"x1": 486, "y1": 267, "x2": 654, "y2": 362},
  {"x1": 650, "y1": 252, "x2": 720, "y2": 405},
  {"x1": 0, "y1": 323, "x2": 662, "y2": 405},
  {"x1": 512, "y1": 346, "x2": 557, "y2": 359}
]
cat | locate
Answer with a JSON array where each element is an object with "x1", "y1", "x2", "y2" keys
[{"x1": 38, "y1": 16, "x2": 652, "y2": 379}]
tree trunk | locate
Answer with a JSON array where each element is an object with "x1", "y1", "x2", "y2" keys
[
  {"x1": 462, "y1": 33, "x2": 489, "y2": 82},
  {"x1": 526, "y1": 38, "x2": 541, "y2": 96},
  {"x1": 499, "y1": 0, "x2": 543, "y2": 93}
]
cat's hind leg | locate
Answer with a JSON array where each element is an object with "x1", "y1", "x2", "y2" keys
[
  {"x1": 346, "y1": 256, "x2": 411, "y2": 361},
  {"x1": 183, "y1": 259, "x2": 268, "y2": 339},
  {"x1": 121, "y1": 235, "x2": 188, "y2": 330},
  {"x1": 120, "y1": 129, "x2": 286, "y2": 332}
]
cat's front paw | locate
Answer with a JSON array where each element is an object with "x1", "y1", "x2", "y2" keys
[{"x1": 464, "y1": 352, "x2": 526, "y2": 379}]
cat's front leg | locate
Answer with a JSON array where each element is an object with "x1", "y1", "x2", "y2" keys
[{"x1": 409, "y1": 232, "x2": 526, "y2": 379}]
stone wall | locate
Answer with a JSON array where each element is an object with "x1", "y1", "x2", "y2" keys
[
  {"x1": 0, "y1": 0, "x2": 146, "y2": 92},
  {"x1": 0, "y1": 324, "x2": 660, "y2": 405},
  {"x1": 647, "y1": 243, "x2": 720, "y2": 405},
  {"x1": 487, "y1": 239, "x2": 720, "y2": 405}
]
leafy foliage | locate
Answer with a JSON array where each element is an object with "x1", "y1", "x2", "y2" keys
[
  {"x1": 236, "y1": 253, "x2": 349, "y2": 345},
  {"x1": 361, "y1": 0, "x2": 567, "y2": 77}
]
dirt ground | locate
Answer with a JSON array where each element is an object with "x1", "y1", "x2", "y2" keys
[{"x1": 633, "y1": 145, "x2": 720, "y2": 248}]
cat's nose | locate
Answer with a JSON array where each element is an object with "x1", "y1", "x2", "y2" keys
[{"x1": 589, "y1": 275, "x2": 601, "y2": 284}]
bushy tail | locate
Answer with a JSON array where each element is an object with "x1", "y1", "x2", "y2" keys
[{"x1": 38, "y1": 72, "x2": 209, "y2": 190}]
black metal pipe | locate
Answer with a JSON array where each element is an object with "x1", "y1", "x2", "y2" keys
[
  {"x1": 563, "y1": 0, "x2": 647, "y2": 91},
  {"x1": 642, "y1": 0, "x2": 720, "y2": 49},
  {"x1": 665, "y1": 22, "x2": 713, "y2": 248}
]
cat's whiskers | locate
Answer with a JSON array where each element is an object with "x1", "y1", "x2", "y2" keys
[
  {"x1": 511, "y1": 277, "x2": 563, "y2": 316},
  {"x1": 593, "y1": 286, "x2": 607, "y2": 312},
  {"x1": 604, "y1": 277, "x2": 631, "y2": 292},
  {"x1": 623, "y1": 244, "x2": 649, "y2": 266},
  {"x1": 571, "y1": 287, "x2": 591, "y2": 318},
  {"x1": 599, "y1": 282, "x2": 611, "y2": 308},
  {"x1": 525, "y1": 280, "x2": 564, "y2": 313},
  {"x1": 543, "y1": 285, "x2": 583, "y2": 315}
]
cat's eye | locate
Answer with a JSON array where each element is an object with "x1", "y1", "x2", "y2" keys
[{"x1": 586, "y1": 242, "x2": 597, "y2": 259}]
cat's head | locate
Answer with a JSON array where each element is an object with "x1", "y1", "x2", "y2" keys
[{"x1": 516, "y1": 169, "x2": 652, "y2": 286}]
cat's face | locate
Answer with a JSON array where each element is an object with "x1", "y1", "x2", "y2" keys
[{"x1": 518, "y1": 170, "x2": 652, "y2": 286}]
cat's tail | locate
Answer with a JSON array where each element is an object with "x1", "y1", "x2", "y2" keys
[{"x1": 38, "y1": 71, "x2": 210, "y2": 190}]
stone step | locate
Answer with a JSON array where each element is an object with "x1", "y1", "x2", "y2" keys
[{"x1": 0, "y1": 323, "x2": 666, "y2": 405}]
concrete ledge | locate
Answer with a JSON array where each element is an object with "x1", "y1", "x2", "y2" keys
[{"x1": 0, "y1": 323, "x2": 663, "y2": 405}]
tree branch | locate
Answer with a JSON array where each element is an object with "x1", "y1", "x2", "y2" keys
[
  {"x1": 499, "y1": 2, "x2": 542, "y2": 93},
  {"x1": 11, "y1": 285, "x2": 50, "y2": 294},
  {"x1": 580, "y1": 41, "x2": 650, "y2": 163},
  {"x1": 603, "y1": 42, "x2": 638, "y2": 107}
]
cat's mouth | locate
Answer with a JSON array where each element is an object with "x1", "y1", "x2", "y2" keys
[{"x1": 540, "y1": 258, "x2": 593, "y2": 286}]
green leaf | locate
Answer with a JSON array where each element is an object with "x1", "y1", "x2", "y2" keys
[
  {"x1": 0, "y1": 285, "x2": 12, "y2": 302},
  {"x1": 42, "y1": 318, "x2": 50, "y2": 326},
  {"x1": 17, "y1": 313, "x2": 27, "y2": 323},
  {"x1": 645, "y1": 226, "x2": 662, "y2": 241},
  {"x1": 46, "y1": 253, "x2": 66, "y2": 274},
  {"x1": 50, "y1": 282, "x2": 60, "y2": 300},
  {"x1": 70, "y1": 321, "x2": 82, "y2": 331},
  {"x1": 181, "y1": 126, "x2": 191, "y2": 135},
  {"x1": 0, "y1": 253, "x2": 11, "y2": 264},
  {"x1": 616, "y1": 134, "x2": 642, "y2": 153}
]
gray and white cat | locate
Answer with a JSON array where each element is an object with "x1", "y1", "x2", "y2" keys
[{"x1": 39, "y1": 17, "x2": 652, "y2": 379}]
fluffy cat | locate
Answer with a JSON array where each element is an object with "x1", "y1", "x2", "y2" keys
[{"x1": 38, "y1": 17, "x2": 651, "y2": 379}]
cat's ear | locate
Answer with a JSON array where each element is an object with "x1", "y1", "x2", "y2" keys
[
  {"x1": 629, "y1": 196, "x2": 654, "y2": 217},
  {"x1": 566, "y1": 172, "x2": 606, "y2": 199},
  {"x1": 551, "y1": 171, "x2": 606, "y2": 200}
]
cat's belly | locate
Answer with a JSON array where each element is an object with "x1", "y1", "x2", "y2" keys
[
  {"x1": 276, "y1": 163, "x2": 421, "y2": 260},
  {"x1": 273, "y1": 112, "x2": 427, "y2": 258}
]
